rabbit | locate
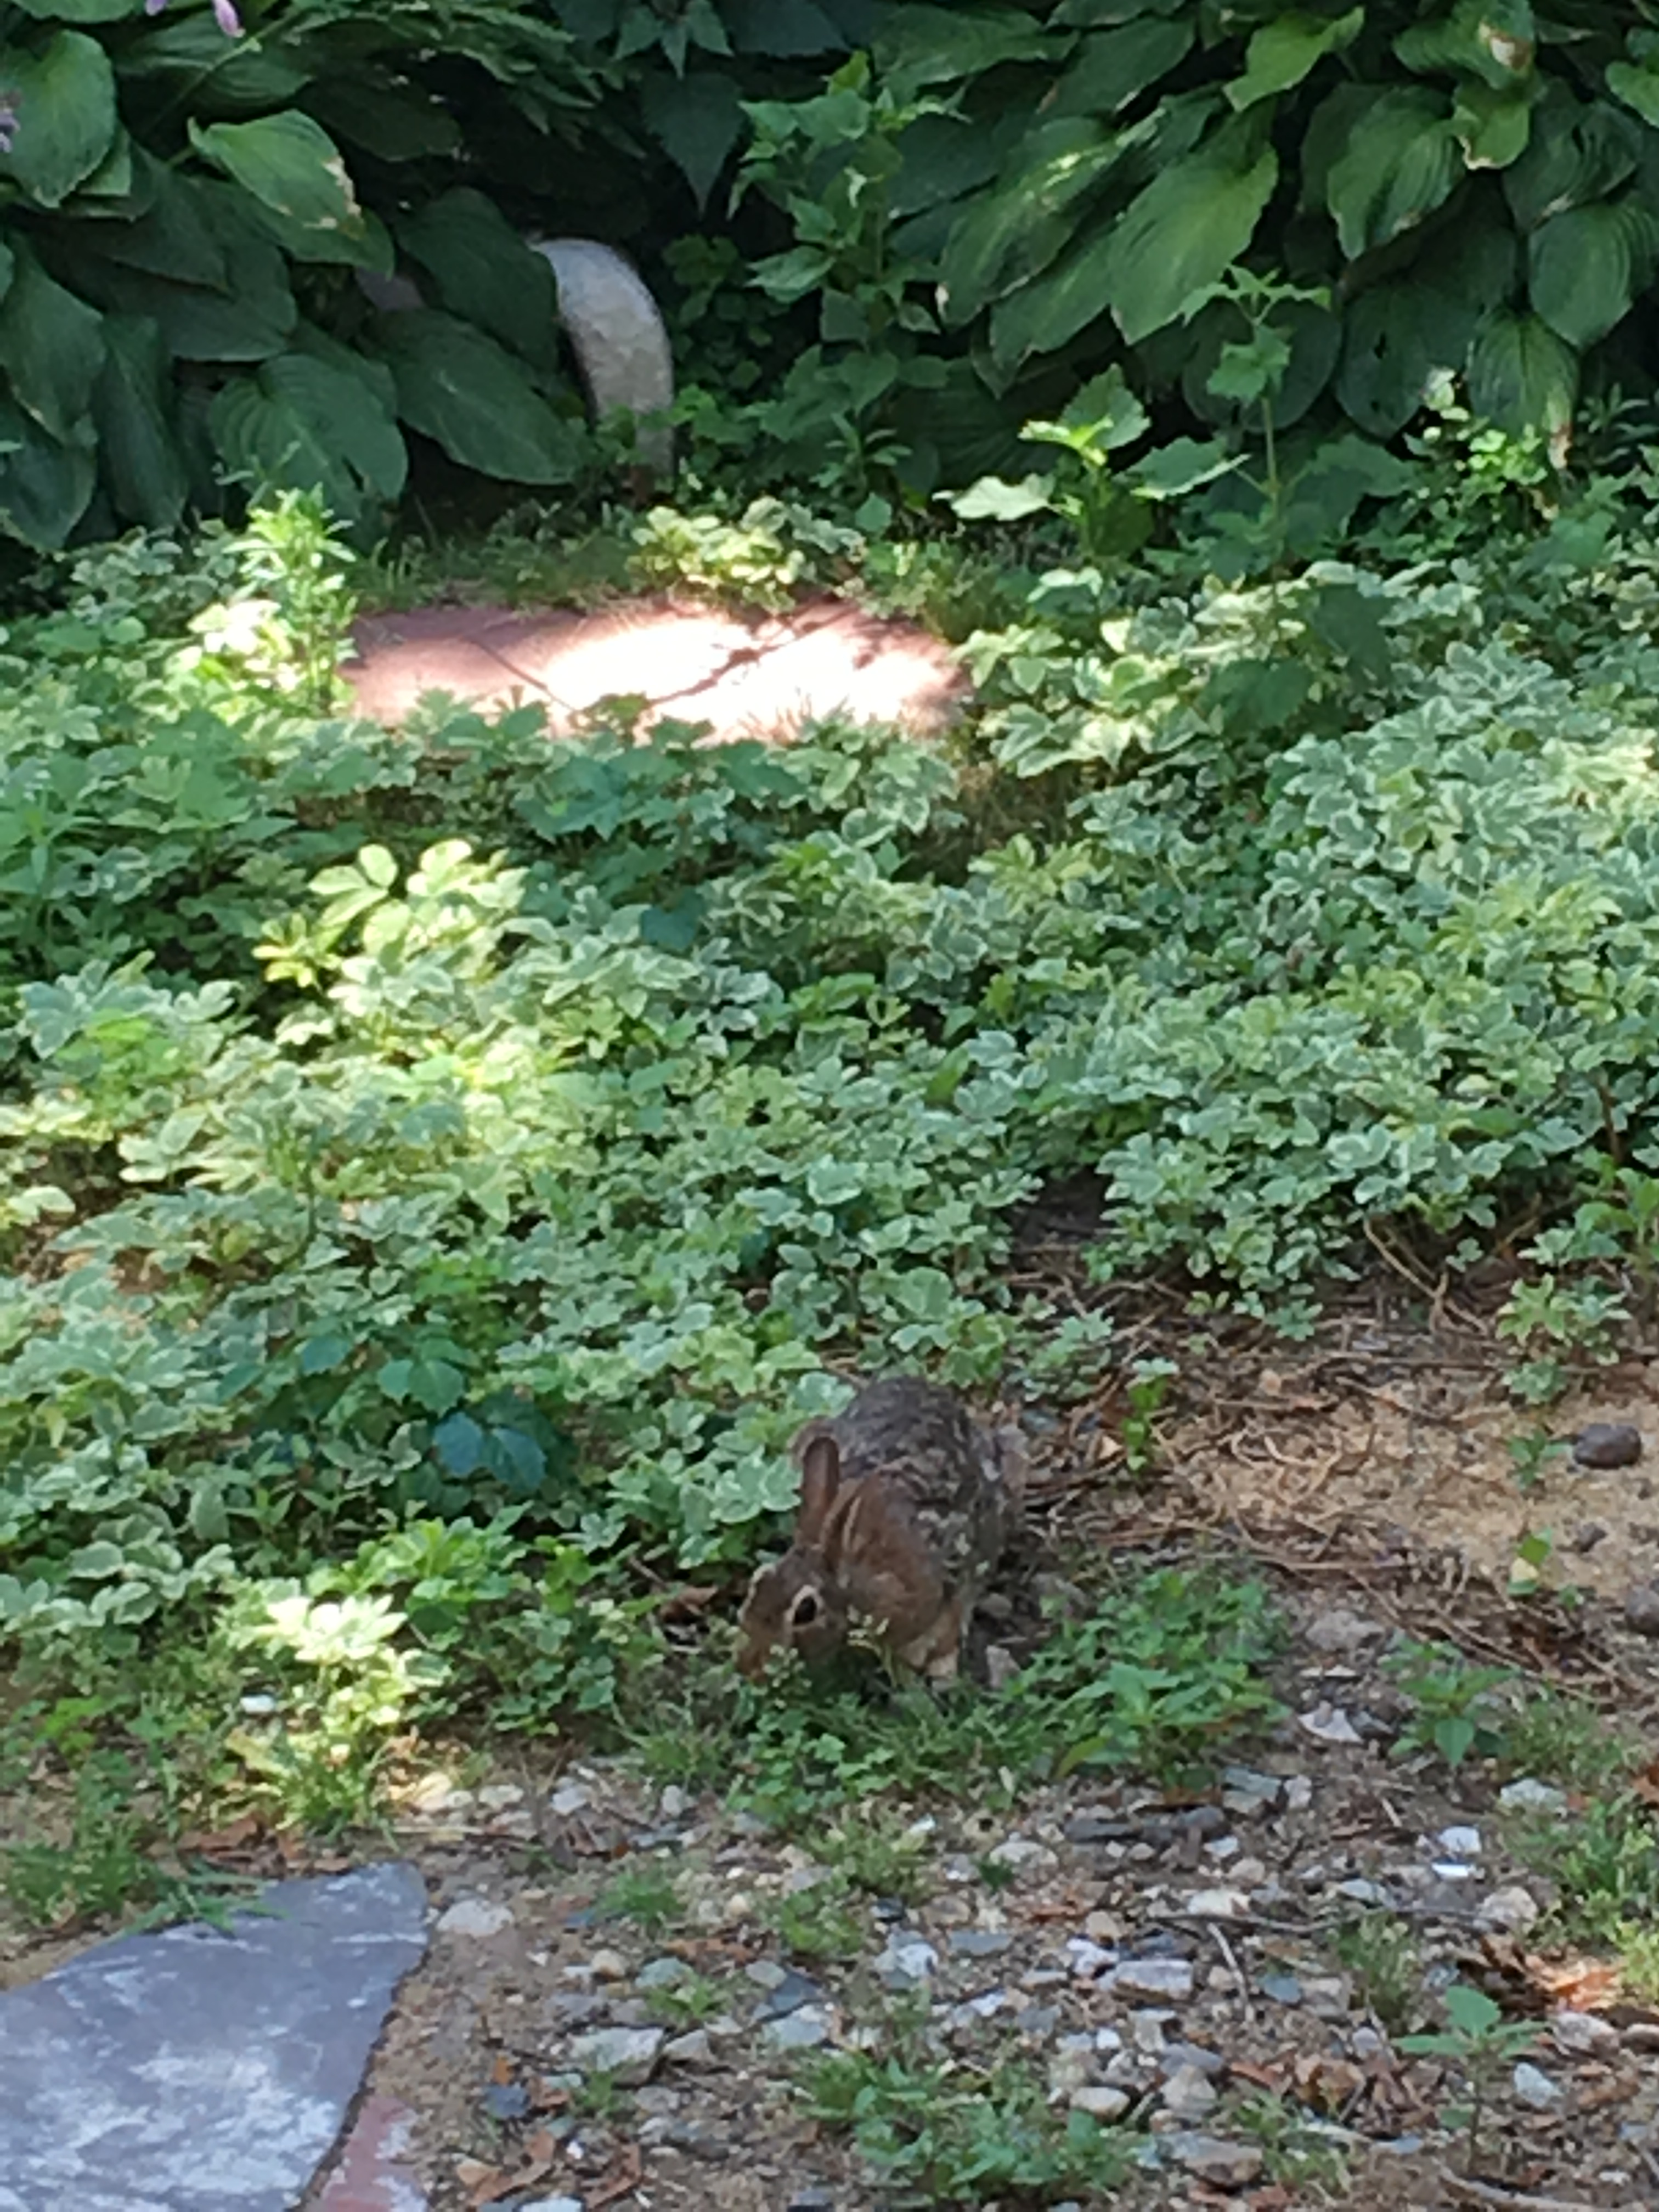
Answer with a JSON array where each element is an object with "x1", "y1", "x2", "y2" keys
[{"x1": 735, "y1": 1375, "x2": 1025, "y2": 1684}]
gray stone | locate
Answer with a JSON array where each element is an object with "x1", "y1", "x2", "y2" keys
[
  {"x1": 760, "y1": 2006, "x2": 833, "y2": 2053},
  {"x1": 1477, "y1": 1884, "x2": 1542, "y2": 1936},
  {"x1": 663, "y1": 2029, "x2": 716, "y2": 2068},
  {"x1": 948, "y1": 1928, "x2": 1013, "y2": 1957},
  {"x1": 636, "y1": 1956, "x2": 693, "y2": 1991},
  {"x1": 1108, "y1": 1957, "x2": 1193, "y2": 2002},
  {"x1": 1304, "y1": 1606, "x2": 1386, "y2": 1654},
  {"x1": 571, "y1": 2025, "x2": 665, "y2": 2084},
  {"x1": 1626, "y1": 1583, "x2": 1659, "y2": 1638},
  {"x1": 1184, "y1": 1888, "x2": 1248, "y2": 1920},
  {"x1": 1513, "y1": 2061, "x2": 1562, "y2": 2108},
  {"x1": 437, "y1": 1894, "x2": 513, "y2": 1938},
  {"x1": 787, "y1": 2191, "x2": 836, "y2": 2211},
  {"x1": 1070, "y1": 2084, "x2": 1131, "y2": 2120},
  {"x1": 1260, "y1": 1974, "x2": 1302, "y2": 2005},
  {"x1": 1573, "y1": 1422, "x2": 1643, "y2": 1469},
  {"x1": 0, "y1": 1861, "x2": 427, "y2": 2212},
  {"x1": 874, "y1": 1938, "x2": 938, "y2": 1989},
  {"x1": 753, "y1": 1968, "x2": 826, "y2": 2021},
  {"x1": 1552, "y1": 2010, "x2": 1619, "y2": 2058},
  {"x1": 1161, "y1": 2063, "x2": 1218, "y2": 2120},
  {"x1": 531, "y1": 239, "x2": 676, "y2": 473},
  {"x1": 519, "y1": 2199, "x2": 586, "y2": 2212},
  {"x1": 1165, "y1": 2133, "x2": 1266, "y2": 2191},
  {"x1": 1161, "y1": 2041, "x2": 1227, "y2": 2077},
  {"x1": 1499, "y1": 1779, "x2": 1567, "y2": 1815}
]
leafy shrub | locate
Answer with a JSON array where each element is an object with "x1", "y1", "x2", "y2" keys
[{"x1": 0, "y1": 0, "x2": 594, "y2": 547}]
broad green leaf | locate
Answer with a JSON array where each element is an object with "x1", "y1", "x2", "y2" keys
[
  {"x1": 263, "y1": 351, "x2": 407, "y2": 500},
  {"x1": 11, "y1": 0, "x2": 132, "y2": 15},
  {"x1": 1179, "y1": 296, "x2": 1339, "y2": 432},
  {"x1": 74, "y1": 126, "x2": 133, "y2": 202},
  {"x1": 119, "y1": 15, "x2": 313, "y2": 106},
  {"x1": 374, "y1": 311, "x2": 586, "y2": 485},
  {"x1": 397, "y1": 188, "x2": 558, "y2": 363},
  {"x1": 939, "y1": 119, "x2": 1118, "y2": 325},
  {"x1": 1606, "y1": 60, "x2": 1659, "y2": 132},
  {"x1": 1126, "y1": 436, "x2": 1237, "y2": 497},
  {"x1": 1504, "y1": 88, "x2": 1638, "y2": 232},
  {"x1": 305, "y1": 77, "x2": 462, "y2": 163},
  {"x1": 80, "y1": 158, "x2": 229, "y2": 287},
  {"x1": 891, "y1": 111, "x2": 1005, "y2": 218},
  {"x1": 211, "y1": 350, "x2": 406, "y2": 525},
  {"x1": 1443, "y1": 1983, "x2": 1503, "y2": 2035},
  {"x1": 0, "y1": 29, "x2": 117, "y2": 208},
  {"x1": 1054, "y1": 0, "x2": 1187, "y2": 19},
  {"x1": 874, "y1": 3, "x2": 1054, "y2": 84},
  {"x1": 1530, "y1": 198, "x2": 1655, "y2": 348},
  {"x1": 1395, "y1": 0, "x2": 1536, "y2": 89},
  {"x1": 432, "y1": 1410, "x2": 484, "y2": 1476},
  {"x1": 1103, "y1": 121, "x2": 1278, "y2": 345},
  {"x1": 190, "y1": 111, "x2": 368, "y2": 251},
  {"x1": 641, "y1": 67, "x2": 744, "y2": 205},
  {"x1": 0, "y1": 392, "x2": 96, "y2": 548},
  {"x1": 1226, "y1": 9, "x2": 1363, "y2": 112},
  {"x1": 1336, "y1": 214, "x2": 1514, "y2": 435},
  {"x1": 69, "y1": 205, "x2": 296, "y2": 362},
  {"x1": 946, "y1": 472, "x2": 1054, "y2": 521},
  {"x1": 1453, "y1": 80, "x2": 1537, "y2": 170},
  {"x1": 0, "y1": 249, "x2": 105, "y2": 442},
  {"x1": 1326, "y1": 86, "x2": 1460, "y2": 258},
  {"x1": 1466, "y1": 306, "x2": 1578, "y2": 435},
  {"x1": 1050, "y1": 17, "x2": 1193, "y2": 117},
  {"x1": 724, "y1": 0, "x2": 846, "y2": 52}
]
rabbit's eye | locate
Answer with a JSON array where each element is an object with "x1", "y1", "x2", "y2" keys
[{"x1": 791, "y1": 1591, "x2": 820, "y2": 1628}]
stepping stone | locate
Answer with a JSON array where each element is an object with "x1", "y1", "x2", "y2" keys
[
  {"x1": 345, "y1": 594, "x2": 968, "y2": 742},
  {"x1": 0, "y1": 1860, "x2": 428, "y2": 2212}
]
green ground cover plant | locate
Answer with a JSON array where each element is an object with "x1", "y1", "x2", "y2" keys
[{"x1": 7, "y1": 365, "x2": 1659, "y2": 1884}]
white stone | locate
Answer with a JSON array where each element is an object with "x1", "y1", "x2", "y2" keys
[
  {"x1": 1299, "y1": 1702, "x2": 1363, "y2": 1746},
  {"x1": 436, "y1": 1897, "x2": 514, "y2": 1939},
  {"x1": 589, "y1": 1949, "x2": 629, "y2": 1982},
  {"x1": 1065, "y1": 1938, "x2": 1114, "y2": 1978},
  {"x1": 760, "y1": 2007, "x2": 832, "y2": 2052},
  {"x1": 549, "y1": 1782, "x2": 591, "y2": 1816},
  {"x1": 1110, "y1": 1957, "x2": 1194, "y2": 2002},
  {"x1": 1513, "y1": 2062, "x2": 1562, "y2": 2109},
  {"x1": 1284, "y1": 1775, "x2": 1314, "y2": 1812},
  {"x1": 1436, "y1": 1825, "x2": 1482, "y2": 1858},
  {"x1": 1166, "y1": 2134, "x2": 1265, "y2": 2189},
  {"x1": 1477, "y1": 1885, "x2": 1542, "y2": 1936},
  {"x1": 1499, "y1": 1779, "x2": 1568, "y2": 1815},
  {"x1": 532, "y1": 238, "x2": 676, "y2": 472},
  {"x1": 1070, "y1": 2084, "x2": 1131, "y2": 2121},
  {"x1": 1161, "y1": 2063, "x2": 1218, "y2": 2120},
  {"x1": 571, "y1": 2025, "x2": 665, "y2": 2084},
  {"x1": 875, "y1": 1938, "x2": 938, "y2": 1988},
  {"x1": 1551, "y1": 2010, "x2": 1619, "y2": 2058},
  {"x1": 1184, "y1": 1888, "x2": 1248, "y2": 1920}
]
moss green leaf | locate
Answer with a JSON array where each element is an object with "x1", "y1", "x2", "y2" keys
[
  {"x1": 0, "y1": 249, "x2": 105, "y2": 442},
  {"x1": 1103, "y1": 121, "x2": 1278, "y2": 345},
  {"x1": 1226, "y1": 9, "x2": 1363, "y2": 112},
  {"x1": 94, "y1": 314, "x2": 188, "y2": 530},
  {"x1": 190, "y1": 111, "x2": 369, "y2": 253},
  {"x1": 1529, "y1": 198, "x2": 1656, "y2": 348},
  {"x1": 1050, "y1": 17, "x2": 1194, "y2": 117},
  {"x1": 1326, "y1": 86, "x2": 1460, "y2": 258},
  {"x1": 0, "y1": 29, "x2": 117, "y2": 209},
  {"x1": 1466, "y1": 306, "x2": 1578, "y2": 435},
  {"x1": 374, "y1": 311, "x2": 586, "y2": 485},
  {"x1": 0, "y1": 393, "x2": 95, "y2": 548},
  {"x1": 397, "y1": 188, "x2": 558, "y2": 363}
]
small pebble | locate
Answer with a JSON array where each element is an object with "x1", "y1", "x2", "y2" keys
[
  {"x1": 1499, "y1": 1779, "x2": 1567, "y2": 1815},
  {"x1": 761, "y1": 2007, "x2": 833, "y2": 2053},
  {"x1": 1626, "y1": 1583, "x2": 1659, "y2": 1638},
  {"x1": 1184, "y1": 1887, "x2": 1247, "y2": 1920},
  {"x1": 1109, "y1": 1957, "x2": 1194, "y2": 2002},
  {"x1": 481, "y1": 2081, "x2": 529, "y2": 2120},
  {"x1": 1161, "y1": 2063, "x2": 1218, "y2": 2120},
  {"x1": 1513, "y1": 2061, "x2": 1562, "y2": 2108},
  {"x1": 549, "y1": 1781, "x2": 591, "y2": 1815},
  {"x1": 1552, "y1": 2010, "x2": 1619, "y2": 2058},
  {"x1": 437, "y1": 1897, "x2": 514, "y2": 1939},
  {"x1": 1436, "y1": 1825, "x2": 1482, "y2": 1858},
  {"x1": 636, "y1": 1956, "x2": 692, "y2": 1991},
  {"x1": 1304, "y1": 1606, "x2": 1386, "y2": 1654},
  {"x1": 589, "y1": 1948, "x2": 629, "y2": 1982},
  {"x1": 570, "y1": 2025, "x2": 665, "y2": 2085},
  {"x1": 1260, "y1": 1974, "x2": 1302, "y2": 2006},
  {"x1": 1070, "y1": 2084, "x2": 1131, "y2": 2121},
  {"x1": 874, "y1": 1938, "x2": 938, "y2": 1989},
  {"x1": 1299, "y1": 1703, "x2": 1363, "y2": 1746},
  {"x1": 949, "y1": 1928, "x2": 1013, "y2": 1957},
  {"x1": 663, "y1": 2030, "x2": 715, "y2": 2068},
  {"x1": 1477, "y1": 1884, "x2": 1542, "y2": 1935},
  {"x1": 520, "y1": 2199, "x2": 585, "y2": 2212},
  {"x1": 1573, "y1": 1422, "x2": 1642, "y2": 1469},
  {"x1": 1164, "y1": 2132, "x2": 1265, "y2": 2190}
]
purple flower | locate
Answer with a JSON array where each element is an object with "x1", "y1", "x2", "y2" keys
[{"x1": 143, "y1": 0, "x2": 243, "y2": 33}]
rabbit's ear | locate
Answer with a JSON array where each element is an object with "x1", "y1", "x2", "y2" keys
[{"x1": 796, "y1": 1431, "x2": 840, "y2": 1541}]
